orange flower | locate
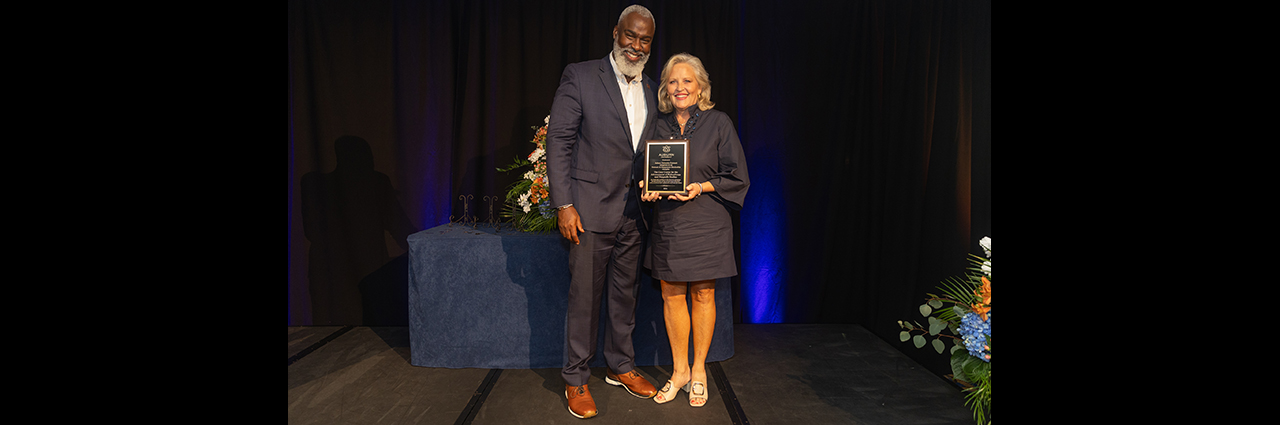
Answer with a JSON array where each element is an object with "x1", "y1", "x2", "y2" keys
[
  {"x1": 979, "y1": 276, "x2": 991, "y2": 305},
  {"x1": 971, "y1": 304, "x2": 989, "y2": 321},
  {"x1": 970, "y1": 276, "x2": 991, "y2": 321}
]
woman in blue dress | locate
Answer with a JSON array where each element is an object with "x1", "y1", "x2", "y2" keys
[{"x1": 639, "y1": 52, "x2": 749, "y2": 408}]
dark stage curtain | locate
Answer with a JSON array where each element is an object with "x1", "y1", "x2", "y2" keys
[
  {"x1": 288, "y1": 0, "x2": 989, "y2": 377},
  {"x1": 734, "y1": 0, "x2": 992, "y2": 376}
]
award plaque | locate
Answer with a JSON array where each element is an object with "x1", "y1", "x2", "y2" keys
[{"x1": 644, "y1": 140, "x2": 689, "y2": 195}]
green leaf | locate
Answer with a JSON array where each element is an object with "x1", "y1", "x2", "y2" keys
[
  {"x1": 932, "y1": 338, "x2": 945, "y2": 354},
  {"x1": 928, "y1": 317, "x2": 945, "y2": 335},
  {"x1": 919, "y1": 304, "x2": 932, "y2": 316},
  {"x1": 912, "y1": 335, "x2": 926, "y2": 348},
  {"x1": 927, "y1": 299, "x2": 943, "y2": 309},
  {"x1": 961, "y1": 356, "x2": 990, "y2": 380},
  {"x1": 899, "y1": 331, "x2": 910, "y2": 342},
  {"x1": 937, "y1": 274, "x2": 980, "y2": 306},
  {"x1": 496, "y1": 157, "x2": 532, "y2": 172},
  {"x1": 950, "y1": 351, "x2": 970, "y2": 383}
]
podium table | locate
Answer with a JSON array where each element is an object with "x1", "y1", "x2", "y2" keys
[{"x1": 407, "y1": 223, "x2": 734, "y2": 369}]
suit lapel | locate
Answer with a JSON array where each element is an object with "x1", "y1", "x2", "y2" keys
[{"x1": 598, "y1": 56, "x2": 633, "y2": 148}]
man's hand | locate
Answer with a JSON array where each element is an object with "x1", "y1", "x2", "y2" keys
[{"x1": 557, "y1": 206, "x2": 584, "y2": 244}]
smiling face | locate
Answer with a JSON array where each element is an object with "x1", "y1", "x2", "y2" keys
[
  {"x1": 611, "y1": 12, "x2": 654, "y2": 79},
  {"x1": 666, "y1": 63, "x2": 702, "y2": 112}
]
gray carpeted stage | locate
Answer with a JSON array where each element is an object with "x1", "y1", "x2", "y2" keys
[{"x1": 288, "y1": 324, "x2": 974, "y2": 424}]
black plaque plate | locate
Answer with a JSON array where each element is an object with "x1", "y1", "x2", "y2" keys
[{"x1": 644, "y1": 140, "x2": 688, "y2": 195}]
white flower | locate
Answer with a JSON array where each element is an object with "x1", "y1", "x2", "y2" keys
[
  {"x1": 523, "y1": 170, "x2": 537, "y2": 181},
  {"x1": 518, "y1": 193, "x2": 531, "y2": 213},
  {"x1": 544, "y1": 115, "x2": 550, "y2": 125},
  {"x1": 528, "y1": 147, "x2": 544, "y2": 163},
  {"x1": 979, "y1": 236, "x2": 991, "y2": 258},
  {"x1": 982, "y1": 260, "x2": 991, "y2": 277}
]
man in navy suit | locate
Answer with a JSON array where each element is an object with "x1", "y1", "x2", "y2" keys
[{"x1": 546, "y1": 4, "x2": 660, "y2": 419}]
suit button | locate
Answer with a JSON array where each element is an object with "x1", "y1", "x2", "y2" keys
[{"x1": 625, "y1": 182, "x2": 631, "y2": 188}]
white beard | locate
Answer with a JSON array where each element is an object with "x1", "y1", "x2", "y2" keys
[{"x1": 612, "y1": 42, "x2": 648, "y2": 79}]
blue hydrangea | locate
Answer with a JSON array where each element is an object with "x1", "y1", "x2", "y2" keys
[
  {"x1": 959, "y1": 311, "x2": 990, "y2": 362},
  {"x1": 538, "y1": 199, "x2": 556, "y2": 219}
]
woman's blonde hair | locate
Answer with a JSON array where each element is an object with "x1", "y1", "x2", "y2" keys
[{"x1": 658, "y1": 53, "x2": 715, "y2": 113}]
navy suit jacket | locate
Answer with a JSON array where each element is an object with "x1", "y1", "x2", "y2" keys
[{"x1": 547, "y1": 55, "x2": 659, "y2": 233}]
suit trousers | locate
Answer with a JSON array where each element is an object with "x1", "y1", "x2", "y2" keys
[{"x1": 561, "y1": 215, "x2": 644, "y2": 386}]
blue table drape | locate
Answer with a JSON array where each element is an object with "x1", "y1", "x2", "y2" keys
[{"x1": 408, "y1": 223, "x2": 734, "y2": 369}]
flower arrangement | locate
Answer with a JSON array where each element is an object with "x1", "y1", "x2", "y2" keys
[
  {"x1": 497, "y1": 115, "x2": 558, "y2": 232},
  {"x1": 898, "y1": 236, "x2": 991, "y2": 425}
]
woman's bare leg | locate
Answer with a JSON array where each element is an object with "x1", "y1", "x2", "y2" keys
[
  {"x1": 658, "y1": 280, "x2": 692, "y2": 402},
  {"x1": 688, "y1": 279, "x2": 716, "y2": 406}
]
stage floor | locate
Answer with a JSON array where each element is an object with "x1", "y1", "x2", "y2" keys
[{"x1": 288, "y1": 324, "x2": 974, "y2": 424}]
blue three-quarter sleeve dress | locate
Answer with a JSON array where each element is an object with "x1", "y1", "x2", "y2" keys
[{"x1": 645, "y1": 107, "x2": 750, "y2": 282}]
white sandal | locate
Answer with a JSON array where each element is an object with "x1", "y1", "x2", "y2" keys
[
  {"x1": 689, "y1": 381, "x2": 707, "y2": 407},
  {"x1": 654, "y1": 380, "x2": 691, "y2": 404}
]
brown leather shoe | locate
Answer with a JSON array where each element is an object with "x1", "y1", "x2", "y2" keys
[
  {"x1": 604, "y1": 369, "x2": 657, "y2": 399},
  {"x1": 565, "y1": 384, "x2": 598, "y2": 419}
]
